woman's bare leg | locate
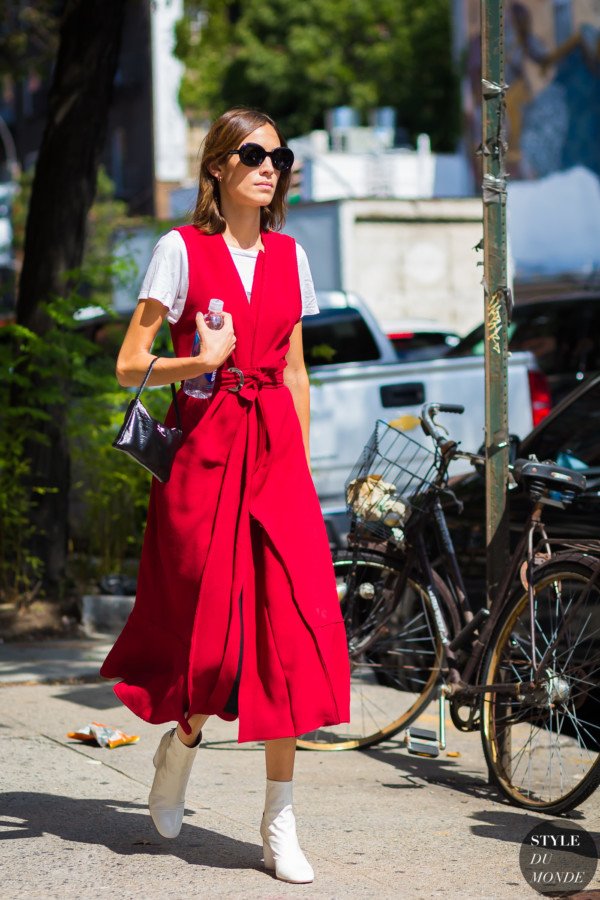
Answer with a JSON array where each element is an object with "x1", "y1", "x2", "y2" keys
[
  {"x1": 264, "y1": 736, "x2": 296, "y2": 780},
  {"x1": 176, "y1": 713, "x2": 210, "y2": 746}
]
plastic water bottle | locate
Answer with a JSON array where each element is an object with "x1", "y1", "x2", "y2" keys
[{"x1": 183, "y1": 298, "x2": 225, "y2": 398}]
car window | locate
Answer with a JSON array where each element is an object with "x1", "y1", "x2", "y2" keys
[
  {"x1": 302, "y1": 308, "x2": 381, "y2": 366},
  {"x1": 509, "y1": 304, "x2": 600, "y2": 377},
  {"x1": 524, "y1": 379, "x2": 600, "y2": 469},
  {"x1": 450, "y1": 301, "x2": 600, "y2": 378}
]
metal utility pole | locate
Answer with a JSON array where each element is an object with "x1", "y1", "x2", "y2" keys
[{"x1": 481, "y1": 0, "x2": 510, "y2": 605}]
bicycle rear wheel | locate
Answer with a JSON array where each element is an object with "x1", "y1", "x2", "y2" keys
[
  {"x1": 297, "y1": 550, "x2": 451, "y2": 751},
  {"x1": 480, "y1": 555, "x2": 600, "y2": 813}
]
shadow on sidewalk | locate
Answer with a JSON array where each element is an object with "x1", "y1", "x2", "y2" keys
[
  {"x1": 0, "y1": 792, "x2": 266, "y2": 872},
  {"x1": 364, "y1": 742, "x2": 505, "y2": 803},
  {"x1": 361, "y1": 745, "x2": 597, "y2": 848},
  {"x1": 51, "y1": 682, "x2": 123, "y2": 710},
  {"x1": 50, "y1": 685, "x2": 266, "y2": 737}
]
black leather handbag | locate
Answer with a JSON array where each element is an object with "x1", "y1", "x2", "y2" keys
[{"x1": 112, "y1": 357, "x2": 183, "y2": 483}]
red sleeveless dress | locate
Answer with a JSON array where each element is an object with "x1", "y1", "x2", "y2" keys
[{"x1": 100, "y1": 227, "x2": 350, "y2": 741}]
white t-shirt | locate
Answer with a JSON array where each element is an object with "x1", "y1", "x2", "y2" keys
[{"x1": 138, "y1": 230, "x2": 319, "y2": 325}]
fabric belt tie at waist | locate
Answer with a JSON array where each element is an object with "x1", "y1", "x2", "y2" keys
[{"x1": 217, "y1": 366, "x2": 285, "y2": 402}]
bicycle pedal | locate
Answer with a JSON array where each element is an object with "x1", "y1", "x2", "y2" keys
[{"x1": 404, "y1": 727, "x2": 440, "y2": 758}]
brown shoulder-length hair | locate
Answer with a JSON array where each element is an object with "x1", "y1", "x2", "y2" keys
[{"x1": 193, "y1": 107, "x2": 291, "y2": 234}]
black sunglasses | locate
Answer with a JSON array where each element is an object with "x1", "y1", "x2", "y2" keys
[{"x1": 227, "y1": 142, "x2": 294, "y2": 173}]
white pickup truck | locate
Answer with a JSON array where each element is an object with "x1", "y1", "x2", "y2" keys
[{"x1": 306, "y1": 291, "x2": 549, "y2": 513}]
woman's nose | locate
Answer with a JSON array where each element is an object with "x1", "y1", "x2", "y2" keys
[{"x1": 259, "y1": 155, "x2": 275, "y2": 176}]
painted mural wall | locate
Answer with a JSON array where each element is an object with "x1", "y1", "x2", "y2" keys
[{"x1": 459, "y1": 0, "x2": 600, "y2": 180}]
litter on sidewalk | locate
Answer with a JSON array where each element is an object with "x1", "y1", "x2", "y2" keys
[{"x1": 67, "y1": 721, "x2": 140, "y2": 749}]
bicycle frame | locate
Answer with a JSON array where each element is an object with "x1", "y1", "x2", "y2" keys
[{"x1": 399, "y1": 478, "x2": 561, "y2": 701}]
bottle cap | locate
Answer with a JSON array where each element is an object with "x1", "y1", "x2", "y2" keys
[{"x1": 208, "y1": 298, "x2": 224, "y2": 312}]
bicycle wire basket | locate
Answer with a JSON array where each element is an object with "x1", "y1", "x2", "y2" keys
[{"x1": 345, "y1": 420, "x2": 443, "y2": 544}]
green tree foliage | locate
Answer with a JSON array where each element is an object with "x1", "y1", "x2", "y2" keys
[
  {"x1": 175, "y1": 0, "x2": 459, "y2": 150},
  {"x1": 1, "y1": 169, "x2": 173, "y2": 601},
  {"x1": 0, "y1": 0, "x2": 60, "y2": 78},
  {"x1": 67, "y1": 173, "x2": 174, "y2": 579}
]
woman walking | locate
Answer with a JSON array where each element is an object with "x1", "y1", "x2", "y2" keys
[{"x1": 100, "y1": 107, "x2": 350, "y2": 884}]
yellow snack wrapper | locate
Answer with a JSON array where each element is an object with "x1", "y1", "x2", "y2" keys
[{"x1": 67, "y1": 721, "x2": 140, "y2": 749}]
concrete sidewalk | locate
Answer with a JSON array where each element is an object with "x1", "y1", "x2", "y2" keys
[
  {"x1": 1, "y1": 640, "x2": 598, "y2": 899},
  {"x1": 0, "y1": 638, "x2": 113, "y2": 684}
]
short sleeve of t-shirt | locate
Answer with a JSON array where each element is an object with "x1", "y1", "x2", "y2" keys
[
  {"x1": 295, "y1": 243, "x2": 319, "y2": 316},
  {"x1": 137, "y1": 231, "x2": 320, "y2": 324},
  {"x1": 137, "y1": 232, "x2": 188, "y2": 325}
]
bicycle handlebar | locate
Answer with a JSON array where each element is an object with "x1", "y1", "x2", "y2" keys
[{"x1": 420, "y1": 402, "x2": 465, "y2": 445}]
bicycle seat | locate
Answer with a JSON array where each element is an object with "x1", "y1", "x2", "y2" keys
[{"x1": 512, "y1": 459, "x2": 587, "y2": 506}]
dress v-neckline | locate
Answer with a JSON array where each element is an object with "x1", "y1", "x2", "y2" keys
[
  {"x1": 218, "y1": 231, "x2": 265, "y2": 310},
  {"x1": 216, "y1": 231, "x2": 269, "y2": 365}
]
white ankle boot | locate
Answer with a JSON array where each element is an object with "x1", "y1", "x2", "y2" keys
[
  {"x1": 259, "y1": 778, "x2": 314, "y2": 883},
  {"x1": 148, "y1": 727, "x2": 200, "y2": 838}
]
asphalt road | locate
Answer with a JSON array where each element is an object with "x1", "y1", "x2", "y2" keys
[{"x1": 0, "y1": 640, "x2": 598, "y2": 899}]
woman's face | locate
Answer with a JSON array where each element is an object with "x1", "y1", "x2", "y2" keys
[{"x1": 213, "y1": 124, "x2": 282, "y2": 211}]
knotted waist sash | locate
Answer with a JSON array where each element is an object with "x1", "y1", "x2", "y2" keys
[{"x1": 216, "y1": 365, "x2": 285, "y2": 403}]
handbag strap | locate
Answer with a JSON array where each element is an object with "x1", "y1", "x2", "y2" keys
[{"x1": 135, "y1": 357, "x2": 182, "y2": 431}]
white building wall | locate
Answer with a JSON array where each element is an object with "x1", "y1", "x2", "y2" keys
[{"x1": 341, "y1": 199, "x2": 484, "y2": 333}]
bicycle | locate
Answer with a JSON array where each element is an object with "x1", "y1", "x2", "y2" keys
[{"x1": 298, "y1": 403, "x2": 600, "y2": 814}]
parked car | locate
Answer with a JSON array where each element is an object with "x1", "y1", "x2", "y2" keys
[
  {"x1": 381, "y1": 318, "x2": 460, "y2": 362},
  {"x1": 307, "y1": 291, "x2": 549, "y2": 510},
  {"x1": 448, "y1": 293, "x2": 600, "y2": 405},
  {"x1": 443, "y1": 373, "x2": 600, "y2": 606}
]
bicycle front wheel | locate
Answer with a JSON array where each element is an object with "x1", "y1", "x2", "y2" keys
[
  {"x1": 480, "y1": 556, "x2": 600, "y2": 813},
  {"x1": 298, "y1": 550, "x2": 450, "y2": 751}
]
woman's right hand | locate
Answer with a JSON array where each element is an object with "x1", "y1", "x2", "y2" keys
[{"x1": 195, "y1": 311, "x2": 237, "y2": 372}]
